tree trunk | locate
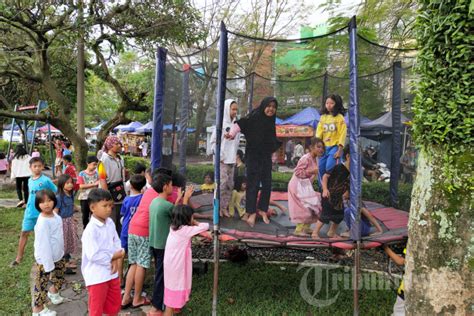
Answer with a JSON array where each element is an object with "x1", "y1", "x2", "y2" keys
[{"x1": 404, "y1": 148, "x2": 472, "y2": 315}]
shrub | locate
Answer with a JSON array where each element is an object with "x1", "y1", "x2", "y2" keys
[
  {"x1": 362, "y1": 182, "x2": 412, "y2": 211},
  {"x1": 123, "y1": 156, "x2": 150, "y2": 172}
]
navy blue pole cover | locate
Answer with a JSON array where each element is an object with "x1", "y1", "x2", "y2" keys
[
  {"x1": 151, "y1": 47, "x2": 167, "y2": 171},
  {"x1": 214, "y1": 22, "x2": 228, "y2": 226},
  {"x1": 390, "y1": 61, "x2": 402, "y2": 206},
  {"x1": 348, "y1": 17, "x2": 362, "y2": 241},
  {"x1": 179, "y1": 65, "x2": 191, "y2": 175}
]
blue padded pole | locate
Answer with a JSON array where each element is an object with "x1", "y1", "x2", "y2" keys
[
  {"x1": 348, "y1": 16, "x2": 362, "y2": 243},
  {"x1": 151, "y1": 47, "x2": 167, "y2": 171},
  {"x1": 212, "y1": 21, "x2": 228, "y2": 316},
  {"x1": 390, "y1": 61, "x2": 402, "y2": 207},
  {"x1": 348, "y1": 16, "x2": 361, "y2": 316}
]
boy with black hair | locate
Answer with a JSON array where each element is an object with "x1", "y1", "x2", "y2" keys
[
  {"x1": 77, "y1": 156, "x2": 100, "y2": 228},
  {"x1": 82, "y1": 189, "x2": 124, "y2": 316},
  {"x1": 119, "y1": 174, "x2": 146, "y2": 281},
  {"x1": 146, "y1": 174, "x2": 193, "y2": 314},
  {"x1": 11, "y1": 157, "x2": 57, "y2": 267},
  {"x1": 124, "y1": 163, "x2": 147, "y2": 195},
  {"x1": 312, "y1": 145, "x2": 350, "y2": 239}
]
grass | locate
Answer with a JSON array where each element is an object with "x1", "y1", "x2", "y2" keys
[
  {"x1": 186, "y1": 262, "x2": 396, "y2": 315},
  {"x1": 0, "y1": 206, "x2": 34, "y2": 315},
  {"x1": 0, "y1": 186, "x2": 17, "y2": 199}
]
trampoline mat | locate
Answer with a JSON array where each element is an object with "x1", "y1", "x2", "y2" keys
[{"x1": 189, "y1": 193, "x2": 408, "y2": 249}]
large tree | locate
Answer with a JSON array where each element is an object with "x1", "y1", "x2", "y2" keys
[
  {"x1": 0, "y1": 1, "x2": 201, "y2": 168},
  {"x1": 404, "y1": 1, "x2": 473, "y2": 314},
  {"x1": 169, "y1": 0, "x2": 312, "y2": 153}
]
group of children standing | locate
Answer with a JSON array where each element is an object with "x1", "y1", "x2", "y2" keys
[{"x1": 8, "y1": 139, "x2": 208, "y2": 316}]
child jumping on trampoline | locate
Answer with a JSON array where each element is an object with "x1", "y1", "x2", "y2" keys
[
  {"x1": 225, "y1": 96, "x2": 281, "y2": 227},
  {"x1": 312, "y1": 145, "x2": 350, "y2": 239},
  {"x1": 288, "y1": 137, "x2": 325, "y2": 236},
  {"x1": 210, "y1": 99, "x2": 241, "y2": 217},
  {"x1": 316, "y1": 94, "x2": 347, "y2": 185}
]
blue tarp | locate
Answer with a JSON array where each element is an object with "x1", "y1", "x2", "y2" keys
[
  {"x1": 279, "y1": 107, "x2": 321, "y2": 128},
  {"x1": 136, "y1": 121, "x2": 195, "y2": 133},
  {"x1": 114, "y1": 121, "x2": 143, "y2": 132},
  {"x1": 91, "y1": 121, "x2": 106, "y2": 132},
  {"x1": 276, "y1": 107, "x2": 372, "y2": 129}
]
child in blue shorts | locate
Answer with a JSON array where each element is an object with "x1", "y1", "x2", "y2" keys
[
  {"x1": 11, "y1": 157, "x2": 57, "y2": 267},
  {"x1": 119, "y1": 174, "x2": 146, "y2": 281}
]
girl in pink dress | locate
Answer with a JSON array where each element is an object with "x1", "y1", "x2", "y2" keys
[
  {"x1": 163, "y1": 205, "x2": 209, "y2": 315},
  {"x1": 288, "y1": 137, "x2": 325, "y2": 236}
]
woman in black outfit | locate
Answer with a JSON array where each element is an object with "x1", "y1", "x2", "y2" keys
[{"x1": 226, "y1": 96, "x2": 281, "y2": 227}]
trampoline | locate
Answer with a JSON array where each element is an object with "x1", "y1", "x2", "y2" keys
[{"x1": 189, "y1": 192, "x2": 408, "y2": 250}]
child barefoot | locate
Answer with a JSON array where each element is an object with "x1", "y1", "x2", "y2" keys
[
  {"x1": 210, "y1": 99, "x2": 241, "y2": 217},
  {"x1": 163, "y1": 205, "x2": 209, "y2": 315},
  {"x1": 312, "y1": 145, "x2": 350, "y2": 239},
  {"x1": 32, "y1": 190, "x2": 66, "y2": 316},
  {"x1": 316, "y1": 94, "x2": 347, "y2": 184},
  {"x1": 225, "y1": 97, "x2": 281, "y2": 227},
  {"x1": 288, "y1": 137, "x2": 325, "y2": 236}
]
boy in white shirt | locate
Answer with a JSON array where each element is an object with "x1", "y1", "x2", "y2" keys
[
  {"x1": 81, "y1": 189, "x2": 125, "y2": 316},
  {"x1": 32, "y1": 190, "x2": 65, "y2": 316}
]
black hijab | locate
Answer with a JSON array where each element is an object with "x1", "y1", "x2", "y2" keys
[{"x1": 236, "y1": 96, "x2": 281, "y2": 154}]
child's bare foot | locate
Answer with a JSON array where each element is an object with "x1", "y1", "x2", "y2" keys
[
  {"x1": 246, "y1": 213, "x2": 256, "y2": 227},
  {"x1": 340, "y1": 231, "x2": 350, "y2": 238},
  {"x1": 311, "y1": 231, "x2": 320, "y2": 239},
  {"x1": 241, "y1": 213, "x2": 249, "y2": 221},
  {"x1": 258, "y1": 210, "x2": 270, "y2": 224},
  {"x1": 223, "y1": 210, "x2": 231, "y2": 217}
]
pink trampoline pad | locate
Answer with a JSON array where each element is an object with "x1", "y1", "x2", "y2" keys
[{"x1": 371, "y1": 208, "x2": 408, "y2": 230}]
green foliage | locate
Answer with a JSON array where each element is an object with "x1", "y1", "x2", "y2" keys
[
  {"x1": 362, "y1": 182, "x2": 413, "y2": 211},
  {"x1": 412, "y1": 0, "x2": 473, "y2": 204},
  {"x1": 0, "y1": 140, "x2": 9, "y2": 153},
  {"x1": 123, "y1": 156, "x2": 150, "y2": 173}
]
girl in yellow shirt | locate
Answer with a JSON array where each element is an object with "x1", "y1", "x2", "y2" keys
[{"x1": 315, "y1": 94, "x2": 347, "y2": 184}]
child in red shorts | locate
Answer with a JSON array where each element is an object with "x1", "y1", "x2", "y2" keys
[{"x1": 81, "y1": 189, "x2": 124, "y2": 316}]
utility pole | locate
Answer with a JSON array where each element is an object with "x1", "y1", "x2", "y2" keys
[{"x1": 76, "y1": 0, "x2": 85, "y2": 138}]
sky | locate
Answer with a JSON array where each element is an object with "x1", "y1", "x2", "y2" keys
[{"x1": 193, "y1": 0, "x2": 362, "y2": 36}]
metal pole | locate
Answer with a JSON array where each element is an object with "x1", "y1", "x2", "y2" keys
[
  {"x1": 76, "y1": 0, "x2": 85, "y2": 138},
  {"x1": 247, "y1": 72, "x2": 255, "y2": 113},
  {"x1": 47, "y1": 121, "x2": 55, "y2": 179},
  {"x1": 170, "y1": 100, "x2": 178, "y2": 164},
  {"x1": 353, "y1": 241, "x2": 361, "y2": 316},
  {"x1": 6, "y1": 104, "x2": 18, "y2": 159},
  {"x1": 29, "y1": 100, "x2": 42, "y2": 155},
  {"x1": 179, "y1": 64, "x2": 190, "y2": 175},
  {"x1": 322, "y1": 71, "x2": 329, "y2": 108},
  {"x1": 212, "y1": 21, "x2": 228, "y2": 316},
  {"x1": 348, "y1": 16, "x2": 361, "y2": 316}
]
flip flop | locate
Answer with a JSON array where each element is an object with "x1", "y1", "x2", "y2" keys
[
  {"x1": 132, "y1": 297, "x2": 151, "y2": 308},
  {"x1": 9, "y1": 260, "x2": 20, "y2": 268},
  {"x1": 121, "y1": 302, "x2": 132, "y2": 309}
]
